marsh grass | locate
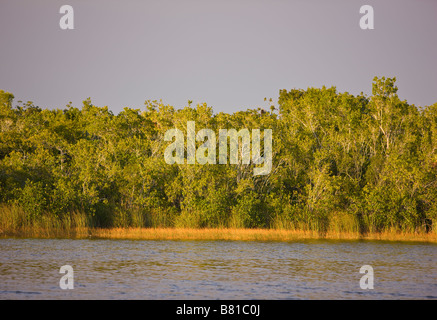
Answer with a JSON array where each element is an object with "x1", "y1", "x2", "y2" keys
[
  {"x1": 0, "y1": 204, "x2": 90, "y2": 238},
  {"x1": 0, "y1": 204, "x2": 435, "y2": 242},
  {"x1": 86, "y1": 227, "x2": 437, "y2": 242}
]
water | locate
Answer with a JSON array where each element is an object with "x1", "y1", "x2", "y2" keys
[{"x1": 0, "y1": 238, "x2": 436, "y2": 299}]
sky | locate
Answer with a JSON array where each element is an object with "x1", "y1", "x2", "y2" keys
[{"x1": 0, "y1": 0, "x2": 436, "y2": 114}]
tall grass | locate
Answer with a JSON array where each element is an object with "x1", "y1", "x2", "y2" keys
[
  {"x1": 0, "y1": 203, "x2": 435, "y2": 242},
  {"x1": 0, "y1": 204, "x2": 90, "y2": 238},
  {"x1": 87, "y1": 227, "x2": 437, "y2": 242}
]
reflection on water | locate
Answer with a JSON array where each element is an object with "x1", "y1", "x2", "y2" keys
[{"x1": 0, "y1": 238, "x2": 436, "y2": 299}]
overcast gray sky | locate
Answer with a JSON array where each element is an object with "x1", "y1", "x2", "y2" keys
[{"x1": 0, "y1": 0, "x2": 436, "y2": 114}]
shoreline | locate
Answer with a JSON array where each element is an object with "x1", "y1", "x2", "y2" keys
[{"x1": 1, "y1": 227, "x2": 436, "y2": 243}]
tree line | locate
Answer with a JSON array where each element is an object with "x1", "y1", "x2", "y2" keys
[{"x1": 0, "y1": 77, "x2": 436, "y2": 233}]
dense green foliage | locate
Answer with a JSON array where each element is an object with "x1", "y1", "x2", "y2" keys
[{"x1": 1, "y1": 77, "x2": 436, "y2": 233}]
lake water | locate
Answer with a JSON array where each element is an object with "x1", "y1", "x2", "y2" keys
[{"x1": 0, "y1": 238, "x2": 436, "y2": 299}]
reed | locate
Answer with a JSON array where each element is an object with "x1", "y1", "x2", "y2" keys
[
  {"x1": 1, "y1": 204, "x2": 435, "y2": 242},
  {"x1": 0, "y1": 204, "x2": 90, "y2": 238},
  {"x1": 86, "y1": 227, "x2": 437, "y2": 243},
  {"x1": 2, "y1": 224, "x2": 436, "y2": 243}
]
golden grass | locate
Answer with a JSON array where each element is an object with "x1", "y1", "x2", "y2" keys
[
  {"x1": 2, "y1": 226, "x2": 436, "y2": 243},
  {"x1": 77, "y1": 227, "x2": 437, "y2": 243},
  {"x1": 1, "y1": 205, "x2": 436, "y2": 243}
]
